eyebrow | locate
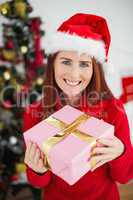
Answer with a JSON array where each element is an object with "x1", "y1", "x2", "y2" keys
[
  {"x1": 60, "y1": 57, "x2": 91, "y2": 63},
  {"x1": 60, "y1": 57, "x2": 72, "y2": 61}
]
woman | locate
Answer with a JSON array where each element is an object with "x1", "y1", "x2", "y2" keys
[{"x1": 23, "y1": 13, "x2": 133, "y2": 200}]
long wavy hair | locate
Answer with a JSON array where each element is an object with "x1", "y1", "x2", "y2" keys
[{"x1": 42, "y1": 53, "x2": 114, "y2": 119}]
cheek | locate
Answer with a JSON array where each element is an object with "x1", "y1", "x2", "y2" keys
[
  {"x1": 55, "y1": 71, "x2": 64, "y2": 82},
  {"x1": 83, "y1": 68, "x2": 93, "y2": 84},
  {"x1": 54, "y1": 67, "x2": 66, "y2": 85},
  {"x1": 54, "y1": 65, "x2": 69, "y2": 81}
]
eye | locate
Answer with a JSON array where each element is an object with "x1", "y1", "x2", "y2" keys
[
  {"x1": 80, "y1": 62, "x2": 91, "y2": 68},
  {"x1": 61, "y1": 60, "x2": 71, "y2": 65}
]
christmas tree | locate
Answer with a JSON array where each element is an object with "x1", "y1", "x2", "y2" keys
[{"x1": 0, "y1": 0, "x2": 45, "y2": 198}]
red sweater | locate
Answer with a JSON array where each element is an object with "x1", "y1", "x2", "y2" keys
[{"x1": 23, "y1": 97, "x2": 133, "y2": 200}]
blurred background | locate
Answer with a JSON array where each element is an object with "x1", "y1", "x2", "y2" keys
[{"x1": 0, "y1": 0, "x2": 133, "y2": 199}]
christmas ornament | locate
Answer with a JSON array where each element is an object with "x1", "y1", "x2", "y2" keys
[
  {"x1": 3, "y1": 70, "x2": 11, "y2": 80},
  {"x1": 0, "y1": 2, "x2": 10, "y2": 16},
  {"x1": 14, "y1": 1, "x2": 27, "y2": 19},
  {"x1": 20, "y1": 45, "x2": 28, "y2": 54},
  {"x1": 36, "y1": 77, "x2": 44, "y2": 85},
  {"x1": 1, "y1": 49, "x2": 16, "y2": 61}
]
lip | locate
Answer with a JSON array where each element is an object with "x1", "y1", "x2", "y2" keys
[{"x1": 64, "y1": 79, "x2": 81, "y2": 86}]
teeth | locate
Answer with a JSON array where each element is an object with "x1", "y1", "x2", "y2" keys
[{"x1": 65, "y1": 79, "x2": 80, "y2": 86}]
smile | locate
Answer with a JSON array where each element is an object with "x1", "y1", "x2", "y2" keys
[{"x1": 64, "y1": 79, "x2": 81, "y2": 86}]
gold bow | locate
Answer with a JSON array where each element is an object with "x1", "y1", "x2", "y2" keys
[{"x1": 42, "y1": 113, "x2": 97, "y2": 170}]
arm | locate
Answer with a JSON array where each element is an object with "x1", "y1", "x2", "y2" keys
[
  {"x1": 108, "y1": 100, "x2": 133, "y2": 183},
  {"x1": 23, "y1": 103, "x2": 53, "y2": 188}
]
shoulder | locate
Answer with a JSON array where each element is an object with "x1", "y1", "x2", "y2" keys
[
  {"x1": 88, "y1": 97, "x2": 127, "y2": 124},
  {"x1": 84, "y1": 97, "x2": 126, "y2": 120},
  {"x1": 106, "y1": 97, "x2": 126, "y2": 116}
]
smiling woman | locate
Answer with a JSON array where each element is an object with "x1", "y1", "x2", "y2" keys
[{"x1": 23, "y1": 13, "x2": 133, "y2": 200}]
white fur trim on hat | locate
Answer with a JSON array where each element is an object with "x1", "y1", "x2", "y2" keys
[{"x1": 43, "y1": 31, "x2": 106, "y2": 63}]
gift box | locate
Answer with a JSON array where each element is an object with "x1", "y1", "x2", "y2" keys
[{"x1": 23, "y1": 105, "x2": 114, "y2": 185}]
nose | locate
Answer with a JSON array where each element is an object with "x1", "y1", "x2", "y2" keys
[{"x1": 69, "y1": 64, "x2": 80, "y2": 80}]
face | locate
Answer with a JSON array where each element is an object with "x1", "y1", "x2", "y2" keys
[{"x1": 54, "y1": 51, "x2": 93, "y2": 101}]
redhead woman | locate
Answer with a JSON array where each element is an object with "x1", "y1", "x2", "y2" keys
[{"x1": 23, "y1": 13, "x2": 133, "y2": 200}]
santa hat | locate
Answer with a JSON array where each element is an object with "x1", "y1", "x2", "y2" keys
[{"x1": 44, "y1": 13, "x2": 111, "y2": 63}]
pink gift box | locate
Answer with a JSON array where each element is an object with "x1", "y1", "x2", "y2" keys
[{"x1": 23, "y1": 105, "x2": 114, "y2": 185}]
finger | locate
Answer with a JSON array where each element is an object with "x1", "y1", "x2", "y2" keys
[
  {"x1": 38, "y1": 158, "x2": 44, "y2": 169},
  {"x1": 40, "y1": 151, "x2": 45, "y2": 159},
  {"x1": 98, "y1": 138, "x2": 115, "y2": 147},
  {"x1": 90, "y1": 154, "x2": 112, "y2": 164},
  {"x1": 24, "y1": 141, "x2": 32, "y2": 163},
  {"x1": 91, "y1": 159, "x2": 108, "y2": 171},
  {"x1": 29, "y1": 143, "x2": 37, "y2": 161},
  {"x1": 38, "y1": 159, "x2": 48, "y2": 173},
  {"x1": 96, "y1": 141, "x2": 104, "y2": 147},
  {"x1": 25, "y1": 141, "x2": 32, "y2": 154},
  {"x1": 92, "y1": 147, "x2": 115, "y2": 155},
  {"x1": 33, "y1": 148, "x2": 40, "y2": 166}
]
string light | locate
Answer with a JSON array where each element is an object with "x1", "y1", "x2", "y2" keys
[
  {"x1": 3, "y1": 71, "x2": 11, "y2": 80},
  {"x1": 36, "y1": 77, "x2": 44, "y2": 85},
  {"x1": 1, "y1": 8, "x2": 8, "y2": 15},
  {"x1": 20, "y1": 46, "x2": 28, "y2": 54}
]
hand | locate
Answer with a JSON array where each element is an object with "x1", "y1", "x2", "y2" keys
[
  {"x1": 90, "y1": 136, "x2": 125, "y2": 171},
  {"x1": 24, "y1": 141, "x2": 48, "y2": 174}
]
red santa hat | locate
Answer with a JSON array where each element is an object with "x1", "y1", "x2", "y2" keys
[{"x1": 44, "y1": 13, "x2": 111, "y2": 63}]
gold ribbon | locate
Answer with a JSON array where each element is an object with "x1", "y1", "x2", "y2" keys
[{"x1": 42, "y1": 114, "x2": 97, "y2": 170}]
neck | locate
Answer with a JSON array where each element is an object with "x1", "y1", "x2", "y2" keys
[{"x1": 61, "y1": 93, "x2": 81, "y2": 107}]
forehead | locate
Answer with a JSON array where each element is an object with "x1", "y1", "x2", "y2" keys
[{"x1": 56, "y1": 51, "x2": 92, "y2": 60}]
